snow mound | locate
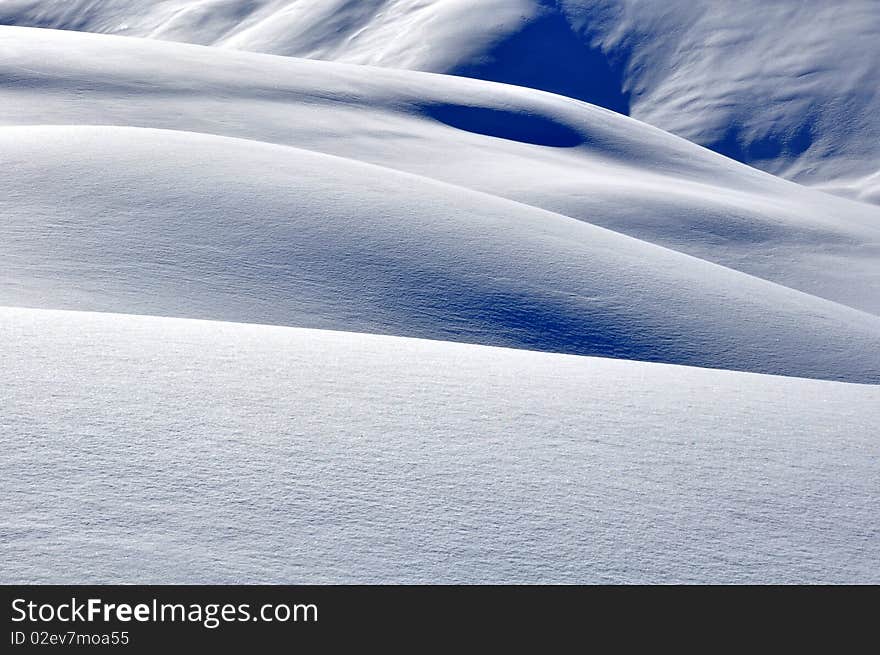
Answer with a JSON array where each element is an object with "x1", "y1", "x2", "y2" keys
[
  {"x1": 1, "y1": 11, "x2": 879, "y2": 587},
  {"x1": 3, "y1": 2, "x2": 878, "y2": 196},
  {"x1": 3, "y1": 124, "x2": 880, "y2": 383},
  {"x1": 3, "y1": 306, "x2": 878, "y2": 583},
  {"x1": 2, "y1": 26, "x2": 879, "y2": 318}
]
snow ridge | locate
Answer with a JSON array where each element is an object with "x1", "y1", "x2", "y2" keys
[
  {"x1": 2, "y1": 9, "x2": 879, "y2": 585},
  {"x1": 3, "y1": 1, "x2": 879, "y2": 198}
]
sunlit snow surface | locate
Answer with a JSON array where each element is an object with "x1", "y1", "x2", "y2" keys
[
  {"x1": 1, "y1": 28, "x2": 880, "y2": 384},
  {"x1": 1, "y1": 6, "x2": 879, "y2": 584},
  {"x1": 3, "y1": 0, "x2": 878, "y2": 198},
  {"x1": 3, "y1": 307, "x2": 879, "y2": 583}
]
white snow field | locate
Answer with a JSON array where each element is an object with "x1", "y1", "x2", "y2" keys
[
  {"x1": 4, "y1": 122, "x2": 880, "y2": 382},
  {"x1": 2, "y1": 307, "x2": 879, "y2": 584},
  {"x1": 1, "y1": 9, "x2": 879, "y2": 584},
  {"x1": 2, "y1": 26, "x2": 879, "y2": 320},
  {"x1": 2, "y1": 1, "x2": 878, "y2": 199}
]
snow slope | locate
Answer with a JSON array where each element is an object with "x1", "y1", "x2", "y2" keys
[
  {"x1": 1, "y1": 27, "x2": 879, "y2": 382},
  {"x1": 2, "y1": 26, "x2": 878, "y2": 319},
  {"x1": 3, "y1": 306, "x2": 879, "y2": 584},
  {"x1": 3, "y1": 1, "x2": 878, "y2": 196},
  {"x1": 3, "y1": 123, "x2": 880, "y2": 383},
  {"x1": 2, "y1": 12, "x2": 879, "y2": 585}
]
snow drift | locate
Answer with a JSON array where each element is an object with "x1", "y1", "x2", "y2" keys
[
  {"x1": 2, "y1": 10, "x2": 879, "y2": 585},
  {"x1": 3, "y1": 124, "x2": 880, "y2": 383},
  {"x1": 2, "y1": 26, "x2": 878, "y2": 319},
  {"x1": 1, "y1": 27, "x2": 878, "y2": 381}
]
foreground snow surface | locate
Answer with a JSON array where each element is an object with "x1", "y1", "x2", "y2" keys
[{"x1": 2, "y1": 307, "x2": 879, "y2": 583}]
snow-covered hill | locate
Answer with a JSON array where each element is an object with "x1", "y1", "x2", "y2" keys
[
  {"x1": 1, "y1": 8, "x2": 878, "y2": 584},
  {"x1": 4, "y1": 122, "x2": 880, "y2": 383},
  {"x1": 2, "y1": 27, "x2": 879, "y2": 384},
  {"x1": 3, "y1": 306, "x2": 878, "y2": 583},
  {"x1": 3, "y1": 1, "x2": 878, "y2": 198},
  {"x1": 3, "y1": 26, "x2": 879, "y2": 319}
]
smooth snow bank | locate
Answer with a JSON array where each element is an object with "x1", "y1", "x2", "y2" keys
[
  {"x1": 2, "y1": 26, "x2": 879, "y2": 317},
  {"x1": 3, "y1": 2, "x2": 878, "y2": 195},
  {"x1": 2, "y1": 307, "x2": 878, "y2": 583},
  {"x1": 3, "y1": 124, "x2": 880, "y2": 384}
]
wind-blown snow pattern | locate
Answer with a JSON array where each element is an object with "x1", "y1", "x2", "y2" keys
[{"x1": 0, "y1": 6, "x2": 878, "y2": 584}]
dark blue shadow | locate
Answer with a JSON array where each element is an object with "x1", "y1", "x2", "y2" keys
[
  {"x1": 450, "y1": 3, "x2": 631, "y2": 115},
  {"x1": 423, "y1": 103, "x2": 583, "y2": 147}
]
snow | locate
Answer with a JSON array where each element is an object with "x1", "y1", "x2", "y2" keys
[
  {"x1": 819, "y1": 170, "x2": 880, "y2": 207},
  {"x1": 2, "y1": 26, "x2": 878, "y2": 319},
  {"x1": 3, "y1": 1, "x2": 878, "y2": 198},
  {"x1": 3, "y1": 306, "x2": 879, "y2": 584},
  {"x1": 3, "y1": 123, "x2": 880, "y2": 383},
  {"x1": 1, "y1": 8, "x2": 878, "y2": 584}
]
